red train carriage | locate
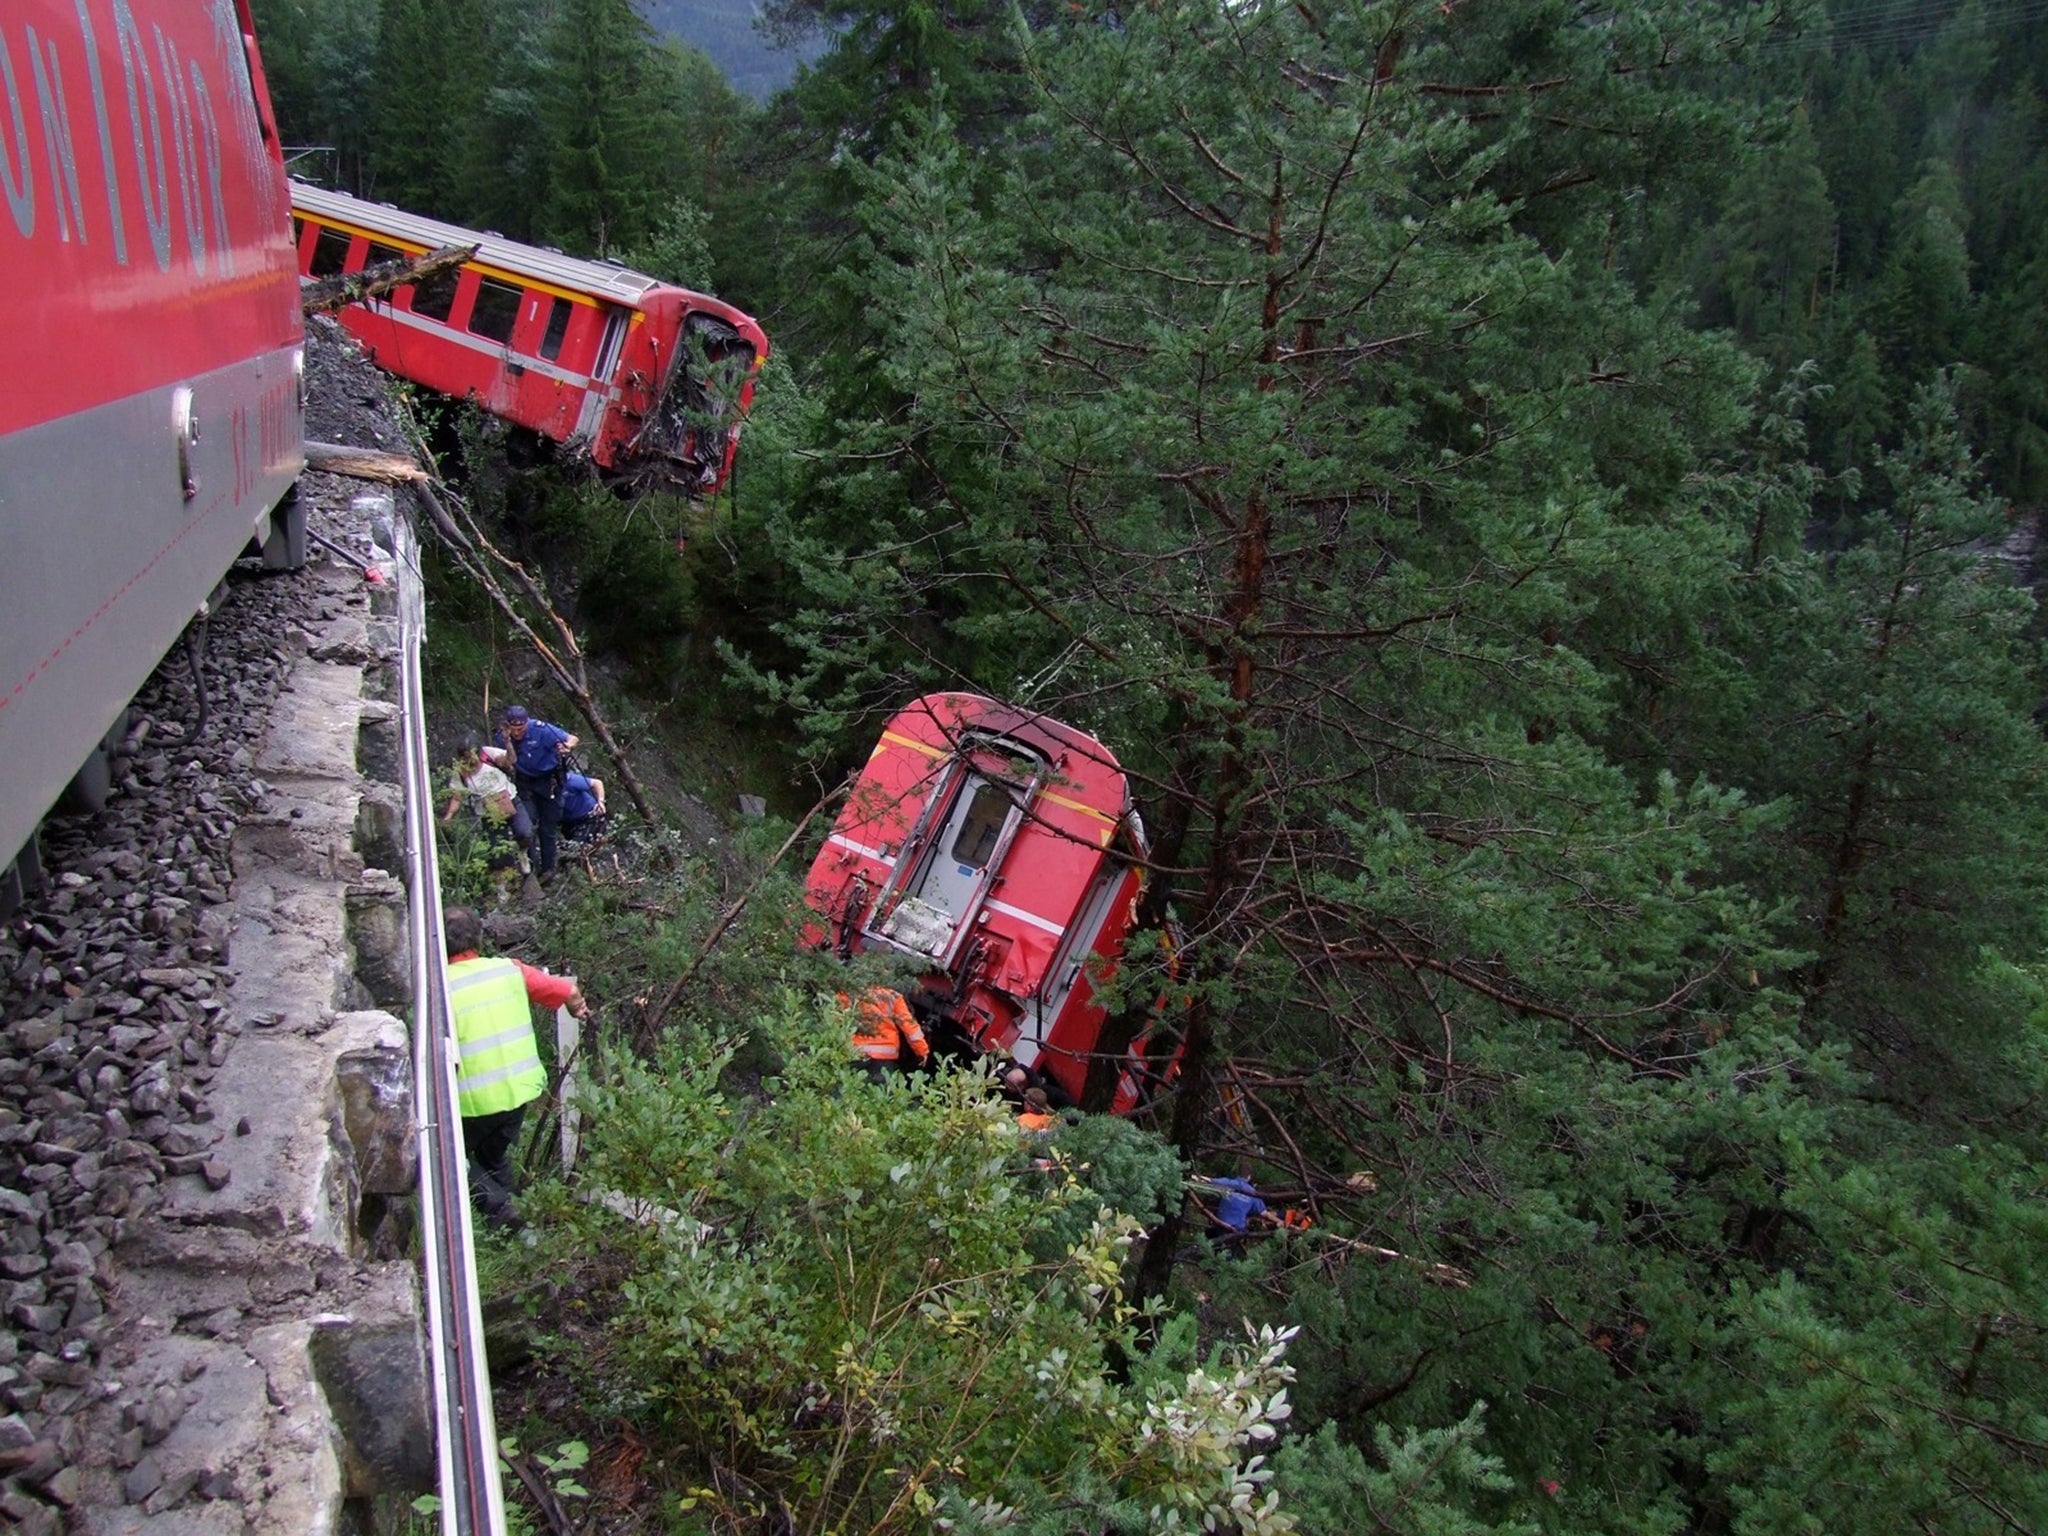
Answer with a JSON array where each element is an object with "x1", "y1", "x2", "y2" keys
[
  {"x1": 287, "y1": 183, "x2": 767, "y2": 493},
  {"x1": 804, "y1": 693, "x2": 1171, "y2": 1112},
  {"x1": 0, "y1": 0, "x2": 306, "y2": 905}
]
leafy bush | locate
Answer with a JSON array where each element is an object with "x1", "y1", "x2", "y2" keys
[{"x1": 517, "y1": 996, "x2": 1301, "y2": 1533}]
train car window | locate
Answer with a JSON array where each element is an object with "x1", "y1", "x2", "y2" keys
[
  {"x1": 309, "y1": 225, "x2": 353, "y2": 278},
  {"x1": 367, "y1": 242, "x2": 405, "y2": 268},
  {"x1": 410, "y1": 266, "x2": 461, "y2": 323},
  {"x1": 291, "y1": 216, "x2": 303, "y2": 245},
  {"x1": 538, "y1": 299, "x2": 571, "y2": 362},
  {"x1": 468, "y1": 279, "x2": 522, "y2": 345},
  {"x1": 948, "y1": 782, "x2": 1012, "y2": 870}
]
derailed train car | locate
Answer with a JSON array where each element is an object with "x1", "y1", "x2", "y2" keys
[
  {"x1": 288, "y1": 182, "x2": 767, "y2": 494},
  {"x1": 0, "y1": 0, "x2": 306, "y2": 908},
  {"x1": 804, "y1": 693, "x2": 1174, "y2": 1111}
]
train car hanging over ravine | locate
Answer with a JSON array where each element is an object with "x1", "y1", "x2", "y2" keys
[{"x1": 288, "y1": 182, "x2": 767, "y2": 494}]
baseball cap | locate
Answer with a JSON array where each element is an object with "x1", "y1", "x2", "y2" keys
[{"x1": 503, "y1": 705, "x2": 530, "y2": 724}]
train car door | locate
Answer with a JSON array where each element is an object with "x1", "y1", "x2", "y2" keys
[
  {"x1": 1016, "y1": 860, "x2": 1132, "y2": 1066},
  {"x1": 877, "y1": 754, "x2": 1039, "y2": 959},
  {"x1": 594, "y1": 308, "x2": 629, "y2": 387},
  {"x1": 919, "y1": 778, "x2": 1011, "y2": 919}
]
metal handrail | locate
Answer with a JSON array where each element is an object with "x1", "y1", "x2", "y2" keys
[{"x1": 388, "y1": 495, "x2": 507, "y2": 1536}]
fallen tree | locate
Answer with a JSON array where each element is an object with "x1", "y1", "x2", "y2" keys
[{"x1": 300, "y1": 244, "x2": 476, "y2": 317}]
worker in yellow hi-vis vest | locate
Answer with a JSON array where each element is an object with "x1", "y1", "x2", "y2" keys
[{"x1": 444, "y1": 905, "x2": 589, "y2": 1228}]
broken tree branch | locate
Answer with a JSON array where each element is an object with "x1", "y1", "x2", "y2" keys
[
  {"x1": 304, "y1": 440, "x2": 432, "y2": 484},
  {"x1": 415, "y1": 479, "x2": 659, "y2": 827},
  {"x1": 300, "y1": 243, "x2": 476, "y2": 317},
  {"x1": 635, "y1": 774, "x2": 854, "y2": 1049}
]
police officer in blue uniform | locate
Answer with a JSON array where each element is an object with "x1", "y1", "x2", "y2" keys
[{"x1": 496, "y1": 704, "x2": 579, "y2": 880}]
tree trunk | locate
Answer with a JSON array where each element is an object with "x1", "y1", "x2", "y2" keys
[{"x1": 301, "y1": 244, "x2": 476, "y2": 317}]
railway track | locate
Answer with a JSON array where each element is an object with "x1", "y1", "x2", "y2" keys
[{"x1": 0, "y1": 411, "x2": 512, "y2": 1533}]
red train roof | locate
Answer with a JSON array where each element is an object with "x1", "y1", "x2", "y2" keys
[{"x1": 877, "y1": 693, "x2": 1133, "y2": 824}]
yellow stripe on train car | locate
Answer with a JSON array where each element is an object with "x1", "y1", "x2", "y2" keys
[{"x1": 296, "y1": 214, "x2": 607, "y2": 308}]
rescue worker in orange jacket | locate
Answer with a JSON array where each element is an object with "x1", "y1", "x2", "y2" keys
[
  {"x1": 1016, "y1": 1088, "x2": 1057, "y2": 1134},
  {"x1": 841, "y1": 984, "x2": 929, "y2": 1080}
]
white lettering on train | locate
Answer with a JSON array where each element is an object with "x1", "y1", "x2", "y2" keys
[
  {"x1": 206, "y1": 0, "x2": 270, "y2": 225},
  {"x1": 75, "y1": 0, "x2": 128, "y2": 264},
  {"x1": 3, "y1": 3, "x2": 264, "y2": 273},
  {"x1": 188, "y1": 63, "x2": 229, "y2": 275},
  {"x1": 0, "y1": 32, "x2": 34, "y2": 236},
  {"x1": 112, "y1": 0, "x2": 171, "y2": 271},
  {"x1": 154, "y1": 26, "x2": 202, "y2": 273},
  {"x1": 30, "y1": 26, "x2": 86, "y2": 244}
]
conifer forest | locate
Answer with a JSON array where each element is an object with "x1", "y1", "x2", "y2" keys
[{"x1": 260, "y1": 0, "x2": 2048, "y2": 1530}]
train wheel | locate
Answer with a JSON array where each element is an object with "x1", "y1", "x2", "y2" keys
[
  {"x1": 61, "y1": 709, "x2": 129, "y2": 815},
  {"x1": 262, "y1": 484, "x2": 309, "y2": 571},
  {"x1": 62, "y1": 750, "x2": 114, "y2": 815}
]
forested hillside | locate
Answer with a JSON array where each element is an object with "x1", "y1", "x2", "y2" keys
[{"x1": 258, "y1": 0, "x2": 2048, "y2": 1530}]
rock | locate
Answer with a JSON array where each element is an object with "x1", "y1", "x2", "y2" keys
[
  {"x1": 34, "y1": 1358, "x2": 89, "y2": 1389},
  {"x1": 160, "y1": 1128, "x2": 209, "y2": 1166},
  {"x1": 0, "y1": 1479, "x2": 46, "y2": 1522},
  {"x1": 200, "y1": 1159, "x2": 232, "y2": 1191},
  {"x1": 121, "y1": 1452, "x2": 161, "y2": 1504},
  {"x1": 34, "y1": 1464, "x2": 79, "y2": 1507},
  {"x1": 143, "y1": 1469, "x2": 199, "y2": 1515},
  {"x1": 0, "y1": 1438, "x2": 53, "y2": 1474},
  {"x1": 8, "y1": 1019, "x2": 62, "y2": 1053},
  {"x1": 0, "y1": 1416, "x2": 34, "y2": 1452},
  {"x1": 128, "y1": 1066, "x2": 172, "y2": 1116},
  {"x1": 198, "y1": 1468, "x2": 238, "y2": 1501},
  {"x1": 8, "y1": 1306, "x2": 61, "y2": 1337},
  {"x1": 3, "y1": 1490, "x2": 58, "y2": 1536}
]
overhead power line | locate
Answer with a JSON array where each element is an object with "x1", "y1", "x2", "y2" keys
[{"x1": 1754, "y1": 0, "x2": 2048, "y2": 52}]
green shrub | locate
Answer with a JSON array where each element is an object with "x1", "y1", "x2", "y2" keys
[{"x1": 518, "y1": 996, "x2": 1301, "y2": 1533}]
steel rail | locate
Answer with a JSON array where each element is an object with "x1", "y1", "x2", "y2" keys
[{"x1": 389, "y1": 496, "x2": 508, "y2": 1536}]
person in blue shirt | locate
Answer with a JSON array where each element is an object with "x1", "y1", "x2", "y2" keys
[
  {"x1": 496, "y1": 704, "x2": 579, "y2": 879},
  {"x1": 559, "y1": 770, "x2": 606, "y2": 835},
  {"x1": 1202, "y1": 1176, "x2": 1280, "y2": 1248}
]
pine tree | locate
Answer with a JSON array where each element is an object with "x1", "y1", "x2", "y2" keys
[
  {"x1": 757, "y1": 0, "x2": 1798, "y2": 1297},
  {"x1": 370, "y1": 0, "x2": 489, "y2": 214},
  {"x1": 1744, "y1": 377, "x2": 2048, "y2": 1118},
  {"x1": 538, "y1": 0, "x2": 663, "y2": 254}
]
